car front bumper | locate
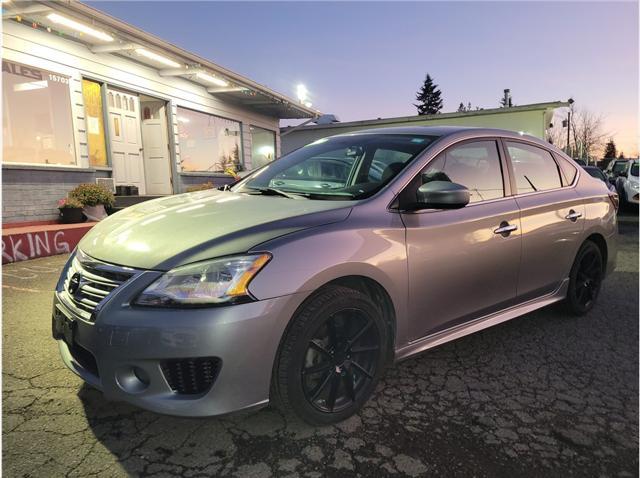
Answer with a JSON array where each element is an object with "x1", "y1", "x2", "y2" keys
[{"x1": 52, "y1": 279, "x2": 307, "y2": 417}]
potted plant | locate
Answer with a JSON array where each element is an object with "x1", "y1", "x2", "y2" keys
[
  {"x1": 69, "y1": 183, "x2": 115, "y2": 221},
  {"x1": 57, "y1": 197, "x2": 85, "y2": 224}
]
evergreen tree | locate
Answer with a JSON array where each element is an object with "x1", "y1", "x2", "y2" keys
[
  {"x1": 414, "y1": 74, "x2": 443, "y2": 115},
  {"x1": 618, "y1": 151, "x2": 625, "y2": 159},
  {"x1": 603, "y1": 139, "x2": 617, "y2": 159},
  {"x1": 457, "y1": 102, "x2": 466, "y2": 112}
]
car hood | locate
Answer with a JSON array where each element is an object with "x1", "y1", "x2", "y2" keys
[{"x1": 78, "y1": 189, "x2": 352, "y2": 270}]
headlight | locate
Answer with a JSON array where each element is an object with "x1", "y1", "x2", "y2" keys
[{"x1": 135, "y1": 253, "x2": 271, "y2": 307}]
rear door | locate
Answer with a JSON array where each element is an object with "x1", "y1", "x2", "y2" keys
[
  {"x1": 503, "y1": 140, "x2": 584, "y2": 300},
  {"x1": 400, "y1": 139, "x2": 522, "y2": 340}
]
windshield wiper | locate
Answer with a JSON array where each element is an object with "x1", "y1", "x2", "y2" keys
[
  {"x1": 248, "y1": 187, "x2": 303, "y2": 199},
  {"x1": 523, "y1": 175, "x2": 538, "y2": 192}
]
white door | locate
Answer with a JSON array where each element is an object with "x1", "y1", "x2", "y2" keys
[
  {"x1": 107, "y1": 88, "x2": 145, "y2": 194},
  {"x1": 141, "y1": 101, "x2": 172, "y2": 195}
]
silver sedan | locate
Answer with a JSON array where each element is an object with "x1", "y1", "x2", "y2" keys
[{"x1": 52, "y1": 126, "x2": 617, "y2": 424}]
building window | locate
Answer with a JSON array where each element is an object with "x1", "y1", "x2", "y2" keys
[
  {"x1": 176, "y1": 107, "x2": 241, "y2": 172},
  {"x1": 82, "y1": 79, "x2": 108, "y2": 167},
  {"x1": 250, "y1": 126, "x2": 276, "y2": 169},
  {"x1": 2, "y1": 60, "x2": 76, "y2": 165}
]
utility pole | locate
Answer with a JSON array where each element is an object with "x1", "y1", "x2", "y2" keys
[
  {"x1": 566, "y1": 110, "x2": 571, "y2": 157},
  {"x1": 565, "y1": 98, "x2": 575, "y2": 158}
]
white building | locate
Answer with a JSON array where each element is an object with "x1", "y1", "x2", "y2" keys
[{"x1": 2, "y1": 0, "x2": 317, "y2": 224}]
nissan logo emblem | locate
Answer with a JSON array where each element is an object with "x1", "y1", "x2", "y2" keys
[{"x1": 68, "y1": 272, "x2": 82, "y2": 295}]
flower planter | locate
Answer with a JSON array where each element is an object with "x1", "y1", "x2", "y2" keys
[
  {"x1": 59, "y1": 207, "x2": 85, "y2": 224},
  {"x1": 83, "y1": 204, "x2": 108, "y2": 222}
]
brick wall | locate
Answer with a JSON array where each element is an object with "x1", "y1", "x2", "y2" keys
[
  {"x1": 2, "y1": 167, "x2": 240, "y2": 225},
  {"x1": 2, "y1": 167, "x2": 96, "y2": 224}
]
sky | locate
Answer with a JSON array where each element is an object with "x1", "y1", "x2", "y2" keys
[{"x1": 87, "y1": 1, "x2": 639, "y2": 156}]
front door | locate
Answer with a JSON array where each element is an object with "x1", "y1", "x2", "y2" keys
[
  {"x1": 400, "y1": 139, "x2": 522, "y2": 341},
  {"x1": 107, "y1": 88, "x2": 145, "y2": 194},
  {"x1": 141, "y1": 100, "x2": 172, "y2": 195}
]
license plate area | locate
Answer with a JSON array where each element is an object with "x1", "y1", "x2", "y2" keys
[{"x1": 52, "y1": 306, "x2": 76, "y2": 347}]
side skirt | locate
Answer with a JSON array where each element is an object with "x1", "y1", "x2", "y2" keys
[{"x1": 394, "y1": 278, "x2": 569, "y2": 362}]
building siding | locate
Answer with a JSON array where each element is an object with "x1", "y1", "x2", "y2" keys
[{"x1": 2, "y1": 20, "x2": 283, "y2": 223}]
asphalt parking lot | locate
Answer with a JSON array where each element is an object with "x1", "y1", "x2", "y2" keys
[{"x1": 3, "y1": 218, "x2": 638, "y2": 477}]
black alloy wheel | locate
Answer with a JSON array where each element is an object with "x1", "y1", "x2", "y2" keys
[
  {"x1": 302, "y1": 308, "x2": 379, "y2": 413},
  {"x1": 273, "y1": 285, "x2": 388, "y2": 425},
  {"x1": 565, "y1": 240, "x2": 603, "y2": 315}
]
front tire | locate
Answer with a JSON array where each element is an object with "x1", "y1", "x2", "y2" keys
[
  {"x1": 272, "y1": 285, "x2": 388, "y2": 425},
  {"x1": 564, "y1": 240, "x2": 603, "y2": 316}
]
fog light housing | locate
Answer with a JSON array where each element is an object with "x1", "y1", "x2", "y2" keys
[{"x1": 115, "y1": 366, "x2": 150, "y2": 394}]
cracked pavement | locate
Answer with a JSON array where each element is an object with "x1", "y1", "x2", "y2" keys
[{"x1": 3, "y1": 219, "x2": 638, "y2": 477}]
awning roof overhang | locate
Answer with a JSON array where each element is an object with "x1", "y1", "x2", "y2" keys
[{"x1": 3, "y1": 0, "x2": 320, "y2": 120}]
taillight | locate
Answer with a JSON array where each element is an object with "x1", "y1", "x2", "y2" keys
[{"x1": 608, "y1": 192, "x2": 619, "y2": 212}]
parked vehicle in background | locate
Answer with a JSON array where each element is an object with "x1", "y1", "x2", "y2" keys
[
  {"x1": 604, "y1": 158, "x2": 632, "y2": 183},
  {"x1": 616, "y1": 160, "x2": 639, "y2": 206},
  {"x1": 573, "y1": 158, "x2": 587, "y2": 166},
  {"x1": 52, "y1": 127, "x2": 618, "y2": 425},
  {"x1": 583, "y1": 166, "x2": 616, "y2": 193}
]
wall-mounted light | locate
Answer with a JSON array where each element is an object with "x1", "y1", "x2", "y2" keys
[
  {"x1": 135, "y1": 48, "x2": 181, "y2": 68},
  {"x1": 47, "y1": 13, "x2": 114, "y2": 42},
  {"x1": 195, "y1": 72, "x2": 229, "y2": 87}
]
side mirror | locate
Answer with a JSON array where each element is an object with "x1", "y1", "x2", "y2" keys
[{"x1": 415, "y1": 181, "x2": 470, "y2": 210}]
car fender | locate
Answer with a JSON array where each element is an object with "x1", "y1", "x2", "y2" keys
[{"x1": 248, "y1": 208, "x2": 410, "y2": 347}]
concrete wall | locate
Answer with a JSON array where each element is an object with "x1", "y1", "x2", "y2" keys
[
  {"x1": 2, "y1": 20, "x2": 281, "y2": 223},
  {"x1": 281, "y1": 107, "x2": 554, "y2": 155}
]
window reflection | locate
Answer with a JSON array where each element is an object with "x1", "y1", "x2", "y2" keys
[
  {"x1": 2, "y1": 60, "x2": 76, "y2": 165},
  {"x1": 176, "y1": 107, "x2": 241, "y2": 172},
  {"x1": 250, "y1": 125, "x2": 276, "y2": 169}
]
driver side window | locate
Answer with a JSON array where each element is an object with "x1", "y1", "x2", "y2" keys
[{"x1": 422, "y1": 140, "x2": 505, "y2": 203}]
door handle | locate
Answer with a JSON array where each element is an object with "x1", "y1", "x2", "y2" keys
[
  {"x1": 565, "y1": 210, "x2": 582, "y2": 221},
  {"x1": 494, "y1": 221, "x2": 518, "y2": 237}
]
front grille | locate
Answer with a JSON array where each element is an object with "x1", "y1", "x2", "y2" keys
[
  {"x1": 61, "y1": 250, "x2": 136, "y2": 322},
  {"x1": 160, "y1": 357, "x2": 222, "y2": 395}
]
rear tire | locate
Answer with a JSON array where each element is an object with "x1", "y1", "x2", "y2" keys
[
  {"x1": 272, "y1": 285, "x2": 388, "y2": 425},
  {"x1": 563, "y1": 241, "x2": 603, "y2": 316}
]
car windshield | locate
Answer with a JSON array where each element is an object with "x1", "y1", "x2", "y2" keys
[
  {"x1": 232, "y1": 134, "x2": 438, "y2": 200},
  {"x1": 612, "y1": 161, "x2": 629, "y2": 173},
  {"x1": 631, "y1": 163, "x2": 639, "y2": 177}
]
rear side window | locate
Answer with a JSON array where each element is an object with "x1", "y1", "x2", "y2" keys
[
  {"x1": 556, "y1": 156, "x2": 578, "y2": 186},
  {"x1": 506, "y1": 142, "x2": 562, "y2": 194},
  {"x1": 422, "y1": 140, "x2": 504, "y2": 203}
]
